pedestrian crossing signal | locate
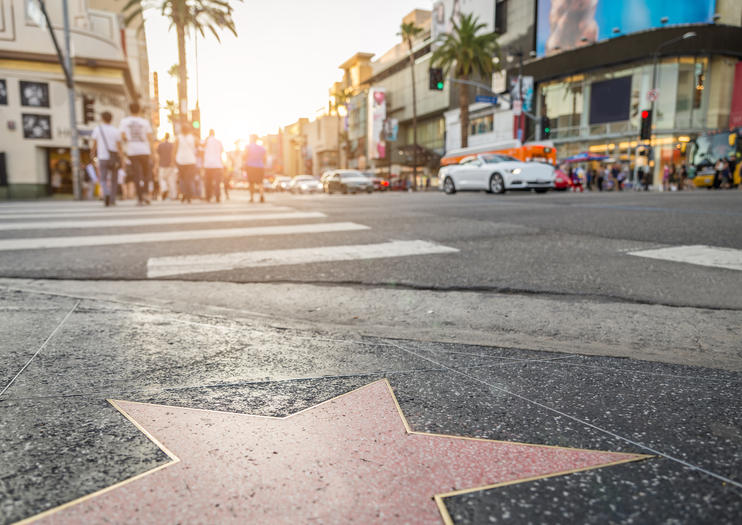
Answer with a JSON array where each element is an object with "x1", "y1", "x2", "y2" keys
[
  {"x1": 429, "y1": 68, "x2": 444, "y2": 91},
  {"x1": 191, "y1": 108, "x2": 201, "y2": 129}
]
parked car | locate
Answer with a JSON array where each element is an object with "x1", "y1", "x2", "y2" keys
[
  {"x1": 438, "y1": 154, "x2": 555, "y2": 194},
  {"x1": 553, "y1": 169, "x2": 573, "y2": 191},
  {"x1": 289, "y1": 175, "x2": 323, "y2": 194},
  {"x1": 323, "y1": 170, "x2": 374, "y2": 194},
  {"x1": 361, "y1": 171, "x2": 389, "y2": 191},
  {"x1": 272, "y1": 176, "x2": 292, "y2": 192}
]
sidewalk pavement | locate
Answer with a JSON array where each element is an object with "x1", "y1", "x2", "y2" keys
[{"x1": 1, "y1": 279, "x2": 740, "y2": 524}]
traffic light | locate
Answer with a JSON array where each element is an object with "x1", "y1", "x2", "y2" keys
[
  {"x1": 640, "y1": 109, "x2": 652, "y2": 140},
  {"x1": 191, "y1": 108, "x2": 200, "y2": 130},
  {"x1": 82, "y1": 95, "x2": 95, "y2": 124},
  {"x1": 429, "y1": 68, "x2": 444, "y2": 90},
  {"x1": 541, "y1": 116, "x2": 551, "y2": 139}
]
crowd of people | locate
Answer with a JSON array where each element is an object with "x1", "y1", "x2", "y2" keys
[
  {"x1": 562, "y1": 159, "x2": 738, "y2": 192},
  {"x1": 86, "y1": 103, "x2": 267, "y2": 206}
]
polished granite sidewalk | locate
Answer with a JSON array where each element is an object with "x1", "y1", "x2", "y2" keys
[{"x1": 1, "y1": 287, "x2": 740, "y2": 524}]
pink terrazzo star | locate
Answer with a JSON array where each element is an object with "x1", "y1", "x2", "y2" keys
[{"x1": 32, "y1": 380, "x2": 647, "y2": 524}]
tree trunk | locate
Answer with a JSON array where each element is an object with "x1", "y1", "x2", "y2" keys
[
  {"x1": 459, "y1": 74, "x2": 470, "y2": 148},
  {"x1": 176, "y1": 20, "x2": 188, "y2": 124},
  {"x1": 409, "y1": 51, "x2": 418, "y2": 191}
]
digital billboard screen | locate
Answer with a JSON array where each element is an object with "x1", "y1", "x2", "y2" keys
[
  {"x1": 536, "y1": 0, "x2": 717, "y2": 57},
  {"x1": 589, "y1": 76, "x2": 631, "y2": 124}
]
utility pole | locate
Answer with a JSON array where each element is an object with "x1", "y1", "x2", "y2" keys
[
  {"x1": 62, "y1": 0, "x2": 81, "y2": 200},
  {"x1": 38, "y1": 0, "x2": 81, "y2": 199}
]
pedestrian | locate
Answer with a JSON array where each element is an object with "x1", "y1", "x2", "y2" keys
[
  {"x1": 596, "y1": 167, "x2": 604, "y2": 191},
  {"x1": 203, "y1": 129, "x2": 224, "y2": 202},
  {"x1": 119, "y1": 102, "x2": 154, "y2": 205},
  {"x1": 721, "y1": 159, "x2": 732, "y2": 189},
  {"x1": 157, "y1": 133, "x2": 177, "y2": 200},
  {"x1": 662, "y1": 164, "x2": 670, "y2": 191},
  {"x1": 679, "y1": 163, "x2": 689, "y2": 191},
  {"x1": 90, "y1": 111, "x2": 122, "y2": 206},
  {"x1": 174, "y1": 122, "x2": 199, "y2": 204},
  {"x1": 243, "y1": 134, "x2": 266, "y2": 203}
]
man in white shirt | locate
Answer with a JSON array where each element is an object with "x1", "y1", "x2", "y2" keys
[
  {"x1": 119, "y1": 102, "x2": 155, "y2": 205},
  {"x1": 90, "y1": 111, "x2": 123, "y2": 206},
  {"x1": 203, "y1": 129, "x2": 224, "y2": 202}
]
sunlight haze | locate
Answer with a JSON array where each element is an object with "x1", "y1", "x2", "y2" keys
[{"x1": 144, "y1": 0, "x2": 426, "y2": 145}]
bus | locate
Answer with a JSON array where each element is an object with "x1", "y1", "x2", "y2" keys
[
  {"x1": 440, "y1": 140, "x2": 557, "y2": 167},
  {"x1": 687, "y1": 128, "x2": 741, "y2": 188}
]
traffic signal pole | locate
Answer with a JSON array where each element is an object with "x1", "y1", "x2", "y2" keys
[
  {"x1": 38, "y1": 0, "x2": 81, "y2": 199},
  {"x1": 62, "y1": 0, "x2": 81, "y2": 200}
]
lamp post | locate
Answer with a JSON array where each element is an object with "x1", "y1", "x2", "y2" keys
[{"x1": 649, "y1": 31, "x2": 696, "y2": 186}]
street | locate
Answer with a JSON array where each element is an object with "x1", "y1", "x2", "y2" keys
[{"x1": 1, "y1": 190, "x2": 740, "y2": 524}]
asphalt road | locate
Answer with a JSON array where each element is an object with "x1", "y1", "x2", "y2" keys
[{"x1": 1, "y1": 189, "x2": 741, "y2": 309}]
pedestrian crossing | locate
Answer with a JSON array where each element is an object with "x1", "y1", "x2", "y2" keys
[{"x1": 0, "y1": 200, "x2": 459, "y2": 278}]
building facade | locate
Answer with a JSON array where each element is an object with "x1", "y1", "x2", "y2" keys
[{"x1": 0, "y1": 0, "x2": 150, "y2": 199}]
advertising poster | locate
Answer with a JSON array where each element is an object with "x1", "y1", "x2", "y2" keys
[
  {"x1": 510, "y1": 76, "x2": 534, "y2": 113},
  {"x1": 536, "y1": 0, "x2": 717, "y2": 56},
  {"x1": 368, "y1": 88, "x2": 386, "y2": 160}
]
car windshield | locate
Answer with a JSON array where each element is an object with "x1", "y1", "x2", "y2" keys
[
  {"x1": 481, "y1": 154, "x2": 518, "y2": 163},
  {"x1": 339, "y1": 172, "x2": 362, "y2": 179},
  {"x1": 294, "y1": 176, "x2": 313, "y2": 181}
]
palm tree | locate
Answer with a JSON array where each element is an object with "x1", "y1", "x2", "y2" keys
[
  {"x1": 124, "y1": 1, "x2": 241, "y2": 122},
  {"x1": 398, "y1": 21, "x2": 423, "y2": 190},
  {"x1": 431, "y1": 13, "x2": 500, "y2": 148}
]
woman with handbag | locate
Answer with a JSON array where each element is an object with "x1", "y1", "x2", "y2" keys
[{"x1": 90, "y1": 111, "x2": 123, "y2": 206}]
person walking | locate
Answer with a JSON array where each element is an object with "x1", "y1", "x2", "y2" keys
[
  {"x1": 243, "y1": 134, "x2": 266, "y2": 203},
  {"x1": 157, "y1": 133, "x2": 177, "y2": 200},
  {"x1": 119, "y1": 102, "x2": 155, "y2": 205},
  {"x1": 174, "y1": 123, "x2": 199, "y2": 204},
  {"x1": 203, "y1": 129, "x2": 224, "y2": 202},
  {"x1": 90, "y1": 111, "x2": 122, "y2": 206}
]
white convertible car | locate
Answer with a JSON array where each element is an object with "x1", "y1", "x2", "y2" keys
[{"x1": 438, "y1": 154, "x2": 555, "y2": 194}]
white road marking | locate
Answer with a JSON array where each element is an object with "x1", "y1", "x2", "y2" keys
[
  {"x1": 628, "y1": 245, "x2": 742, "y2": 271},
  {"x1": 0, "y1": 212, "x2": 326, "y2": 231},
  {"x1": 147, "y1": 240, "x2": 459, "y2": 278},
  {"x1": 0, "y1": 222, "x2": 369, "y2": 251},
  {"x1": 0, "y1": 206, "x2": 293, "y2": 219}
]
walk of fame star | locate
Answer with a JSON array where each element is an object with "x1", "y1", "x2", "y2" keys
[{"x1": 23, "y1": 380, "x2": 649, "y2": 524}]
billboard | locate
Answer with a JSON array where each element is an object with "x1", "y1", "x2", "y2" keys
[
  {"x1": 536, "y1": 0, "x2": 717, "y2": 57},
  {"x1": 368, "y1": 88, "x2": 386, "y2": 160},
  {"x1": 432, "y1": 0, "x2": 495, "y2": 45}
]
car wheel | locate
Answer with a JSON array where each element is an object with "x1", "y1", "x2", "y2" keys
[
  {"x1": 366, "y1": 187, "x2": 373, "y2": 193},
  {"x1": 535, "y1": 188, "x2": 548, "y2": 194},
  {"x1": 443, "y1": 177, "x2": 456, "y2": 195},
  {"x1": 342, "y1": 186, "x2": 349, "y2": 194},
  {"x1": 489, "y1": 173, "x2": 505, "y2": 194}
]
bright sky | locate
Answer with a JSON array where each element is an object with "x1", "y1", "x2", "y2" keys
[{"x1": 143, "y1": 0, "x2": 428, "y2": 145}]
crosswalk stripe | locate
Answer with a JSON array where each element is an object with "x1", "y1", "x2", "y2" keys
[
  {"x1": 147, "y1": 240, "x2": 460, "y2": 278},
  {"x1": 0, "y1": 212, "x2": 326, "y2": 231},
  {"x1": 628, "y1": 245, "x2": 742, "y2": 271},
  {"x1": 0, "y1": 222, "x2": 370, "y2": 251},
  {"x1": 0, "y1": 206, "x2": 293, "y2": 220}
]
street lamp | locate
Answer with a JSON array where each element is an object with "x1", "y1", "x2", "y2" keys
[
  {"x1": 648, "y1": 31, "x2": 696, "y2": 184},
  {"x1": 651, "y1": 31, "x2": 696, "y2": 118}
]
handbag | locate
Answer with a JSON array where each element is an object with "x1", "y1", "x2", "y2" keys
[{"x1": 98, "y1": 125, "x2": 120, "y2": 170}]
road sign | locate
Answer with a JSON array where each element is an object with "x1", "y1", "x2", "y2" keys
[
  {"x1": 647, "y1": 89, "x2": 659, "y2": 102},
  {"x1": 475, "y1": 95, "x2": 498, "y2": 105},
  {"x1": 513, "y1": 100, "x2": 522, "y2": 116}
]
